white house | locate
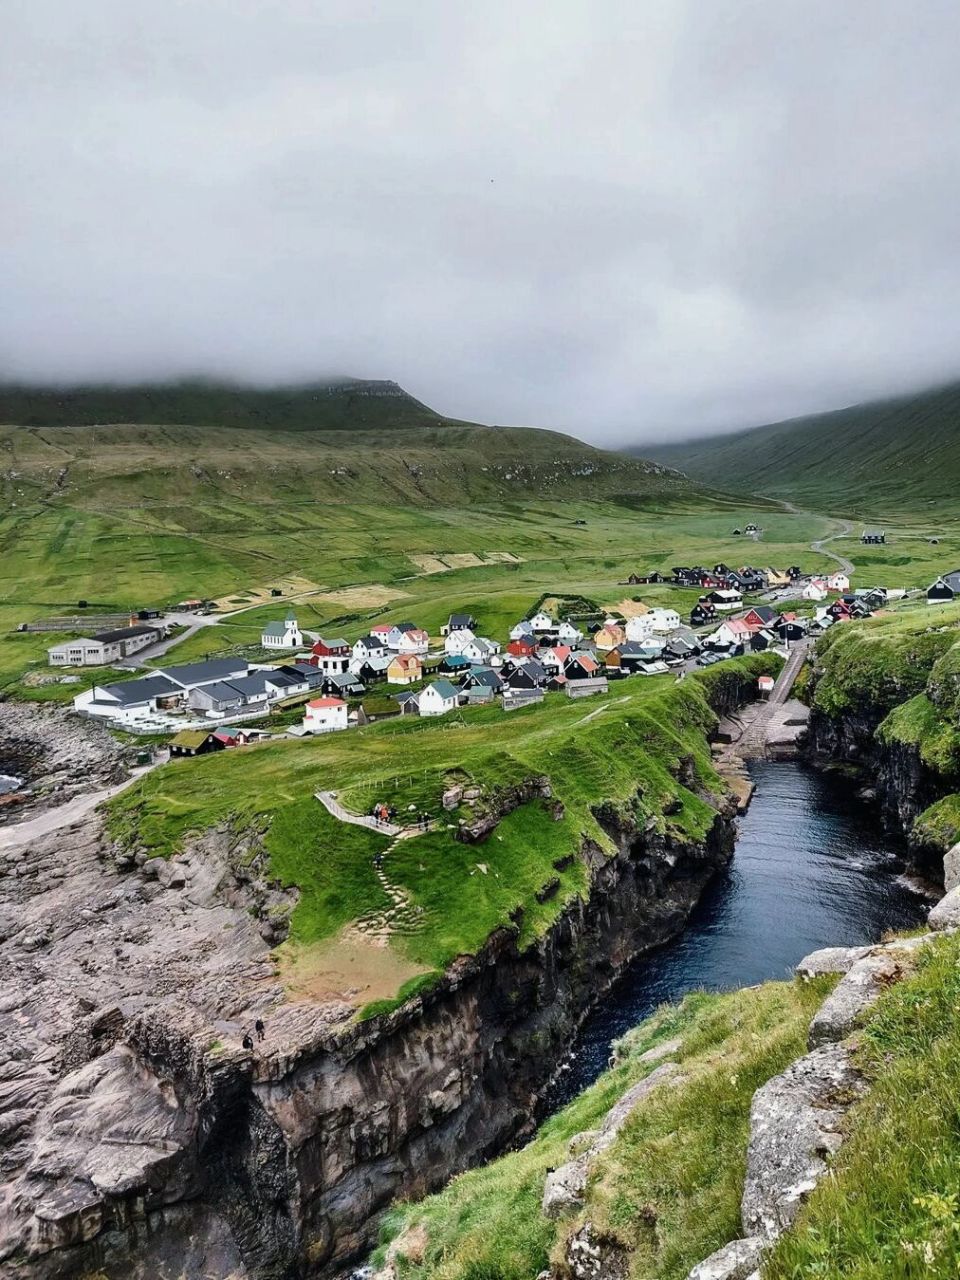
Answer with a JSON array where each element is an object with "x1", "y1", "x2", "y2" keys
[
  {"x1": 709, "y1": 589, "x2": 742, "y2": 612},
  {"x1": 556, "y1": 620, "x2": 582, "y2": 643},
  {"x1": 418, "y1": 679, "x2": 461, "y2": 717},
  {"x1": 462, "y1": 637, "x2": 501, "y2": 664},
  {"x1": 397, "y1": 627, "x2": 429, "y2": 655},
  {"x1": 648, "y1": 608, "x2": 681, "y2": 634},
  {"x1": 302, "y1": 696, "x2": 348, "y2": 734},
  {"x1": 444, "y1": 627, "x2": 475, "y2": 656},
  {"x1": 802, "y1": 581, "x2": 828, "y2": 601},
  {"x1": 827, "y1": 572, "x2": 850, "y2": 593},
  {"x1": 529, "y1": 611, "x2": 555, "y2": 633},
  {"x1": 370, "y1": 623, "x2": 404, "y2": 650},
  {"x1": 261, "y1": 613, "x2": 302, "y2": 650},
  {"x1": 625, "y1": 613, "x2": 656, "y2": 642},
  {"x1": 352, "y1": 634, "x2": 389, "y2": 663},
  {"x1": 509, "y1": 620, "x2": 534, "y2": 641}
]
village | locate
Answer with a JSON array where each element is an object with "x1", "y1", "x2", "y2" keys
[{"x1": 35, "y1": 545, "x2": 946, "y2": 755}]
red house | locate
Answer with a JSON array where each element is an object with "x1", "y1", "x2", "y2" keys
[{"x1": 507, "y1": 636, "x2": 538, "y2": 658}]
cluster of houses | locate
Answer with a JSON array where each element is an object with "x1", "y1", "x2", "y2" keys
[
  {"x1": 629, "y1": 563, "x2": 803, "y2": 594},
  {"x1": 72, "y1": 567, "x2": 908, "y2": 740}
]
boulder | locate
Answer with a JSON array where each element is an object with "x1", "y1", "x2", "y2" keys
[
  {"x1": 741, "y1": 1043, "x2": 868, "y2": 1241},
  {"x1": 795, "y1": 945, "x2": 870, "y2": 979},
  {"x1": 944, "y1": 842, "x2": 960, "y2": 893},
  {"x1": 542, "y1": 1155, "x2": 590, "y2": 1219},
  {"x1": 807, "y1": 952, "x2": 903, "y2": 1048},
  {"x1": 686, "y1": 1237, "x2": 766, "y2": 1280},
  {"x1": 929, "y1": 886, "x2": 960, "y2": 931}
]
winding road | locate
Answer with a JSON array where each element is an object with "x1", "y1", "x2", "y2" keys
[{"x1": 769, "y1": 498, "x2": 856, "y2": 576}]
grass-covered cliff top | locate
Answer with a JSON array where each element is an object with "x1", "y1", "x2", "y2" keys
[
  {"x1": 812, "y1": 602, "x2": 960, "y2": 721},
  {"x1": 380, "y1": 932, "x2": 960, "y2": 1280},
  {"x1": 810, "y1": 603, "x2": 960, "y2": 852},
  {"x1": 106, "y1": 659, "x2": 776, "y2": 1010}
]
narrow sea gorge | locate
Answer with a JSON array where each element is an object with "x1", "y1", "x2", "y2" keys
[{"x1": 545, "y1": 759, "x2": 930, "y2": 1110}]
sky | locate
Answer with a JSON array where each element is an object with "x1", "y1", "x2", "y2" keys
[{"x1": 4, "y1": 1, "x2": 960, "y2": 446}]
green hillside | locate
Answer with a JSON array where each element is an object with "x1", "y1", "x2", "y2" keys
[
  {"x1": 642, "y1": 380, "x2": 960, "y2": 515},
  {"x1": 0, "y1": 378, "x2": 692, "y2": 510}
]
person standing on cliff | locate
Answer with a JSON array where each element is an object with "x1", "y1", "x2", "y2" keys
[
  {"x1": 255, "y1": 1018, "x2": 265, "y2": 1042},
  {"x1": 241, "y1": 1031, "x2": 254, "y2": 1051}
]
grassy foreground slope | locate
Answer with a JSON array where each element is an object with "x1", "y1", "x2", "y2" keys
[
  {"x1": 642, "y1": 380, "x2": 960, "y2": 516},
  {"x1": 378, "y1": 977, "x2": 834, "y2": 1280}
]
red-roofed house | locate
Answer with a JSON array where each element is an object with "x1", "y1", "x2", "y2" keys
[{"x1": 303, "y1": 696, "x2": 348, "y2": 734}]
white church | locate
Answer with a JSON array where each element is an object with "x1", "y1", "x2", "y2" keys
[{"x1": 261, "y1": 612, "x2": 303, "y2": 650}]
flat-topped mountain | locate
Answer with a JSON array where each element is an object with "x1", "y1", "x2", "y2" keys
[{"x1": 0, "y1": 377, "x2": 696, "y2": 507}]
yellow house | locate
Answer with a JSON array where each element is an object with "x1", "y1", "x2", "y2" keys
[
  {"x1": 387, "y1": 654, "x2": 422, "y2": 685},
  {"x1": 593, "y1": 623, "x2": 626, "y2": 651}
]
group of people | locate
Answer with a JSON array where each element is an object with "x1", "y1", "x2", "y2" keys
[
  {"x1": 371, "y1": 802, "x2": 396, "y2": 826},
  {"x1": 241, "y1": 1018, "x2": 266, "y2": 1052}
]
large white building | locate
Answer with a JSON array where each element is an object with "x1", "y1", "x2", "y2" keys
[{"x1": 48, "y1": 624, "x2": 162, "y2": 667}]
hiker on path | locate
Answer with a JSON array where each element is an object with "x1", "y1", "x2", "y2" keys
[{"x1": 255, "y1": 1018, "x2": 265, "y2": 1043}]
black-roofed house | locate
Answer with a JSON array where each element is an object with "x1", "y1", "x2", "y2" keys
[
  {"x1": 169, "y1": 730, "x2": 225, "y2": 758},
  {"x1": 928, "y1": 571, "x2": 960, "y2": 603},
  {"x1": 461, "y1": 667, "x2": 503, "y2": 703},
  {"x1": 441, "y1": 612, "x2": 477, "y2": 636}
]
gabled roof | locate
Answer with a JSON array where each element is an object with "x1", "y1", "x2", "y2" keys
[
  {"x1": 355, "y1": 634, "x2": 383, "y2": 648},
  {"x1": 96, "y1": 674, "x2": 180, "y2": 705},
  {"x1": 307, "y1": 696, "x2": 346, "y2": 709},
  {"x1": 448, "y1": 612, "x2": 475, "y2": 627},
  {"x1": 91, "y1": 624, "x2": 160, "y2": 643},
  {"x1": 171, "y1": 729, "x2": 213, "y2": 749},
  {"x1": 313, "y1": 636, "x2": 350, "y2": 651},
  {"x1": 194, "y1": 680, "x2": 245, "y2": 703},
  {"x1": 931, "y1": 570, "x2": 960, "y2": 593},
  {"x1": 262, "y1": 620, "x2": 291, "y2": 637},
  {"x1": 390, "y1": 653, "x2": 421, "y2": 668},
  {"x1": 158, "y1": 658, "x2": 249, "y2": 689},
  {"x1": 222, "y1": 673, "x2": 271, "y2": 697},
  {"x1": 426, "y1": 679, "x2": 460, "y2": 699}
]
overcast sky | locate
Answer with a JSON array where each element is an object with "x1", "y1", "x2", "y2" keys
[{"x1": 4, "y1": 2, "x2": 960, "y2": 445}]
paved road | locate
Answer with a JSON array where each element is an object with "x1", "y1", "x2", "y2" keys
[
  {"x1": 771, "y1": 498, "x2": 856, "y2": 576},
  {"x1": 0, "y1": 762, "x2": 162, "y2": 851}
]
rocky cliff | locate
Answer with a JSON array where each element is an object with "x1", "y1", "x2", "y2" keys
[{"x1": 0, "y1": 679, "x2": 765, "y2": 1279}]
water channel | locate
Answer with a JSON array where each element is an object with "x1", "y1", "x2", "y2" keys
[{"x1": 545, "y1": 759, "x2": 930, "y2": 1111}]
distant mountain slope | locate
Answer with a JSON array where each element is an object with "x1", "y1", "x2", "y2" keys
[
  {"x1": 642, "y1": 381, "x2": 960, "y2": 515},
  {"x1": 0, "y1": 377, "x2": 442, "y2": 432},
  {"x1": 0, "y1": 379, "x2": 696, "y2": 509}
]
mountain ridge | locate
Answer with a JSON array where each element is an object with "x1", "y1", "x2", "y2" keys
[{"x1": 638, "y1": 379, "x2": 960, "y2": 515}]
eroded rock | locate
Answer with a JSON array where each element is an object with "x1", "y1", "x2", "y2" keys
[
  {"x1": 741, "y1": 1043, "x2": 868, "y2": 1241},
  {"x1": 929, "y1": 886, "x2": 960, "y2": 931},
  {"x1": 807, "y1": 952, "x2": 905, "y2": 1048},
  {"x1": 685, "y1": 1236, "x2": 766, "y2": 1280}
]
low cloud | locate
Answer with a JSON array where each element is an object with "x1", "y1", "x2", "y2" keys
[{"x1": 4, "y1": 1, "x2": 960, "y2": 444}]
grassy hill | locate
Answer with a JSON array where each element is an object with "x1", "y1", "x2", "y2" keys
[
  {"x1": 0, "y1": 378, "x2": 692, "y2": 509},
  {"x1": 642, "y1": 380, "x2": 960, "y2": 516}
]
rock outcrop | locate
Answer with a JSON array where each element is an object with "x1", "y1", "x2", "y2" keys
[{"x1": 0, "y1": 783, "x2": 736, "y2": 1278}]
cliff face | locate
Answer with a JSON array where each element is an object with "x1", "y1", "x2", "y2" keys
[
  {"x1": 806, "y1": 707, "x2": 944, "y2": 867},
  {"x1": 3, "y1": 809, "x2": 735, "y2": 1280}
]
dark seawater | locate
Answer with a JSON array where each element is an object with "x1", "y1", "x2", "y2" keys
[{"x1": 543, "y1": 760, "x2": 929, "y2": 1113}]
